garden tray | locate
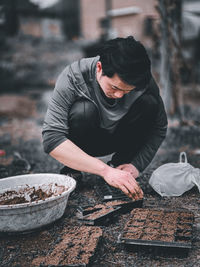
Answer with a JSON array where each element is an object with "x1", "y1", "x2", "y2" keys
[
  {"x1": 32, "y1": 226, "x2": 102, "y2": 266},
  {"x1": 118, "y1": 208, "x2": 194, "y2": 250}
]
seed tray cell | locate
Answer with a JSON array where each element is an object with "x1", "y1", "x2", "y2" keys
[
  {"x1": 176, "y1": 223, "x2": 193, "y2": 231},
  {"x1": 118, "y1": 208, "x2": 194, "y2": 249}
]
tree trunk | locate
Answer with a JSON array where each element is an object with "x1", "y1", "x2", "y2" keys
[{"x1": 157, "y1": 0, "x2": 184, "y2": 120}]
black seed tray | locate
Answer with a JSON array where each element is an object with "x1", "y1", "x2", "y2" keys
[
  {"x1": 118, "y1": 208, "x2": 194, "y2": 250},
  {"x1": 118, "y1": 236, "x2": 192, "y2": 249},
  {"x1": 96, "y1": 183, "x2": 131, "y2": 201},
  {"x1": 77, "y1": 199, "x2": 143, "y2": 218},
  {"x1": 79, "y1": 206, "x2": 121, "y2": 225}
]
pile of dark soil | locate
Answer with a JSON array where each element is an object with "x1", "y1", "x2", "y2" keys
[
  {"x1": 0, "y1": 188, "x2": 51, "y2": 205},
  {"x1": 0, "y1": 195, "x2": 28, "y2": 205},
  {"x1": 0, "y1": 184, "x2": 66, "y2": 205}
]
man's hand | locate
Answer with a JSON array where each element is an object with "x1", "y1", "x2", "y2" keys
[
  {"x1": 116, "y1": 163, "x2": 139, "y2": 179},
  {"x1": 101, "y1": 166, "x2": 143, "y2": 200}
]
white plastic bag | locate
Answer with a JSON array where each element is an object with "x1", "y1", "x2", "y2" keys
[{"x1": 149, "y1": 152, "x2": 200, "y2": 196}]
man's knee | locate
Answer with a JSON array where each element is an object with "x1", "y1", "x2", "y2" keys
[{"x1": 69, "y1": 99, "x2": 99, "y2": 130}]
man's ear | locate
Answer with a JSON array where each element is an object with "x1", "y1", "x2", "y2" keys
[{"x1": 96, "y1": 61, "x2": 102, "y2": 74}]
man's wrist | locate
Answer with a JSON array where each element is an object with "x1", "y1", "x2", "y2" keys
[{"x1": 96, "y1": 161, "x2": 112, "y2": 178}]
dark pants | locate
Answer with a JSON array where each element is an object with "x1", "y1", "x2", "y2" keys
[{"x1": 68, "y1": 93, "x2": 158, "y2": 167}]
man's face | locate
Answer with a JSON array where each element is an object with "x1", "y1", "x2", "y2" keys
[{"x1": 96, "y1": 61, "x2": 136, "y2": 99}]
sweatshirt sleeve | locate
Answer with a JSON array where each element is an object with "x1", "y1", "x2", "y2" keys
[
  {"x1": 42, "y1": 66, "x2": 77, "y2": 154},
  {"x1": 131, "y1": 80, "x2": 168, "y2": 172}
]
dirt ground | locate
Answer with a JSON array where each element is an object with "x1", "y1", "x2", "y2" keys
[{"x1": 1, "y1": 37, "x2": 200, "y2": 267}]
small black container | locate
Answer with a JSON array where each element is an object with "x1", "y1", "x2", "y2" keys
[{"x1": 78, "y1": 206, "x2": 121, "y2": 225}]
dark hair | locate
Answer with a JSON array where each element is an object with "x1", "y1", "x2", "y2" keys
[{"x1": 99, "y1": 36, "x2": 151, "y2": 89}]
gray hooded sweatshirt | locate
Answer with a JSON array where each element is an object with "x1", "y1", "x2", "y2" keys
[{"x1": 42, "y1": 56, "x2": 168, "y2": 172}]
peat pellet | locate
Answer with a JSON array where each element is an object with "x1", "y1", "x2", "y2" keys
[
  {"x1": 144, "y1": 227, "x2": 160, "y2": 234},
  {"x1": 130, "y1": 220, "x2": 145, "y2": 227},
  {"x1": 161, "y1": 223, "x2": 176, "y2": 230},
  {"x1": 141, "y1": 233, "x2": 159, "y2": 241},
  {"x1": 179, "y1": 217, "x2": 194, "y2": 223},
  {"x1": 145, "y1": 221, "x2": 161, "y2": 228},
  {"x1": 123, "y1": 231, "x2": 142, "y2": 239},
  {"x1": 160, "y1": 228, "x2": 175, "y2": 236},
  {"x1": 177, "y1": 223, "x2": 192, "y2": 231},
  {"x1": 124, "y1": 226, "x2": 144, "y2": 231},
  {"x1": 133, "y1": 214, "x2": 147, "y2": 221}
]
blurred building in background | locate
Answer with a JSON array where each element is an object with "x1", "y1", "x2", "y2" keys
[
  {"x1": 80, "y1": 0, "x2": 158, "y2": 49},
  {"x1": 1, "y1": 0, "x2": 200, "y2": 48},
  {"x1": 0, "y1": 0, "x2": 200, "y2": 91},
  {"x1": 19, "y1": 0, "x2": 80, "y2": 41},
  {"x1": 0, "y1": 0, "x2": 80, "y2": 41}
]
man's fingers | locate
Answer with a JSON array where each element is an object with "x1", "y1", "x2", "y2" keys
[
  {"x1": 127, "y1": 179, "x2": 141, "y2": 195},
  {"x1": 138, "y1": 186, "x2": 144, "y2": 197},
  {"x1": 132, "y1": 180, "x2": 143, "y2": 198},
  {"x1": 118, "y1": 180, "x2": 139, "y2": 200},
  {"x1": 115, "y1": 178, "x2": 136, "y2": 199},
  {"x1": 124, "y1": 180, "x2": 138, "y2": 198},
  {"x1": 131, "y1": 180, "x2": 143, "y2": 198},
  {"x1": 120, "y1": 185, "x2": 135, "y2": 199},
  {"x1": 125, "y1": 179, "x2": 143, "y2": 200}
]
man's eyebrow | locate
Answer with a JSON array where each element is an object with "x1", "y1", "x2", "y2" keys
[{"x1": 111, "y1": 85, "x2": 135, "y2": 91}]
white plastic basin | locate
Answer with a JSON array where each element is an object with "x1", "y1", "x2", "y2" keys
[{"x1": 0, "y1": 173, "x2": 76, "y2": 232}]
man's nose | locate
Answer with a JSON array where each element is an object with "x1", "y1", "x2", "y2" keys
[{"x1": 114, "y1": 90, "x2": 124, "y2": 98}]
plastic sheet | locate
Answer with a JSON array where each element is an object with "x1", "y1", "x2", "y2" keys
[{"x1": 149, "y1": 152, "x2": 200, "y2": 197}]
